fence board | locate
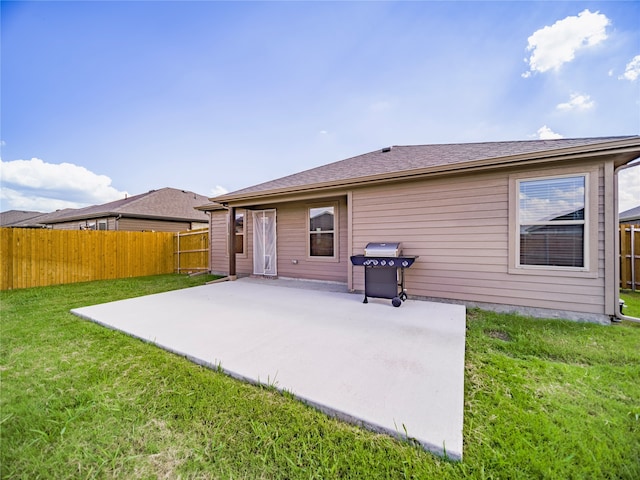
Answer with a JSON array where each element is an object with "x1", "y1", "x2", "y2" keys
[
  {"x1": 620, "y1": 224, "x2": 639, "y2": 291},
  {"x1": 174, "y1": 229, "x2": 209, "y2": 273},
  {"x1": 0, "y1": 228, "x2": 176, "y2": 290}
]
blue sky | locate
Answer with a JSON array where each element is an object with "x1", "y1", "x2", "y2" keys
[{"x1": 1, "y1": 1, "x2": 639, "y2": 212}]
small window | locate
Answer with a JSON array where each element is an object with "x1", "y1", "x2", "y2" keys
[
  {"x1": 234, "y1": 212, "x2": 244, "y2": 254},
  {"x1": 309, "y1": 206, "x2": 335, "y2": 257},
  {"x1": 97, "y1": 220, "x2": 107, "y2": 231},
  {"x1": 226, "y1": 210, "x2": 245, "y2": 256},
  {"x1": 517, "y1": 175, "x2": 586, "y2": 268}
]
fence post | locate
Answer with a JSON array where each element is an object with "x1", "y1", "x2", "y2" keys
[
  {"x1": 632, "y1": 224, "x2": 637, "y2": 291},
  {"x1": 621, "y1": 223, "x2": 639, "y2": 292}
]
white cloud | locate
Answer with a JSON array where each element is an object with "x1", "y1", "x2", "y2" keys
[
  {"x1": 523, "y1": 9, "x2": 610, "y2": 77},
  {"x1": 619, "y1": 164, "x2": 640, "y2": 212},
  {"x1": 536, "y1": 125, "x2": 564, "y2": 139},
  {"x1": 0, "y1": 158, "x2": 127, "y2": 212},
  {"x1": 619, "y1": 55, "x2": 640, "y2": 82},
  {"x1": 556, "y1": 92, "x2": 595, "y2": 111},
  {"x1": 0, "y1": 187, "x2": 84, "y2": 212},
  {"x1": 209, "y1": 185, "x2": 228, "y2": 198}
]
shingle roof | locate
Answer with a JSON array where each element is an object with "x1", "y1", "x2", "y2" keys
[
  {"x1": 0, "y1": 210, "x2": 47, "y2": 227},
  {"x1": 214, "y1": 136, "x2": 640, "y2": 202},
  {"x1": 37, "y1": 188, "x2": 210, "y2": 224}
]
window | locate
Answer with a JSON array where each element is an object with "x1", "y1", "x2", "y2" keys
[
  {"x1": 97, "y1": 220, "x2": 107, "y2": 230},
  {"x1": 517, "y1": 175, "x2": 586, "y2": 269},
  {"x1": 226, "y1": 210, "x2": 245, "y2": 255},
  {"x1": 309, "y1": 205, "x2": 336, "y2": 257},
  {"x1": 234, "y1": 212, "x2": 244, "y2": 254}
]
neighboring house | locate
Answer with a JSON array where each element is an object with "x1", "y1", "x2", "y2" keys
[
  {"x1": 619, "y1": 205, "x2": 640, "y2": 223},
  {"x1": 202, "y1": 136, "x2": 640, "y2": 323},
  {"x1": 31, "y1": 188, "x2": 210, "y2": 232},
  {"x1": 0, "y1": 210, "x2": 47, "y2": 227}
]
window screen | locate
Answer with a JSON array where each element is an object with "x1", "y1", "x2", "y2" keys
[{"x1": 518, "y1": 176, "x2": 586, "y2": 268}]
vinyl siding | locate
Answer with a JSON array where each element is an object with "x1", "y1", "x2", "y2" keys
[
  {"x1": 275, "y1": 198, "x2": 348, "y2": 282},
  {"x1": 210, "y1": 211, "x2": 253, "y2": 276},
  {"x1": 351, "y1": 162, "x2": 607, "y2": 316},
  {"x1": 116, "y1": 218, "x2": 191, "y2": 232},
  {"x1": 209, "y1": 159, "x2": 611, "y2": 318},
  {"x1": 210, "y1": 199, "x2": 348, "y2": 282},
  {"x1": 49, "y1": 217, "x2": 192, "y2": 232}
]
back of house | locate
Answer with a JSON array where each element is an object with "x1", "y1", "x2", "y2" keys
[{"x1": 202, "y1": 136, "x2": 640, "y2": 323}]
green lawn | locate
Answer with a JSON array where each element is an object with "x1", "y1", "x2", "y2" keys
[
  {"x1": 2, "y1": 275, "x2": 639, "y2": 479},
  {"x1": 621, "y1": 290, "x2": 640, "y2": 318}
]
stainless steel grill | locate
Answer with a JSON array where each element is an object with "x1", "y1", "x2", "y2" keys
[{"x1": 351, "y1": 242, "x2": 418, "y2": 307}]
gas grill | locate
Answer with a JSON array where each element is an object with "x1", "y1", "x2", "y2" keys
[{"x1": 350, "y1": 242, "x2": 418, "y2": 307}]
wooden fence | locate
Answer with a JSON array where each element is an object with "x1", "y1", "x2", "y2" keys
[
  {"x1": 174, "y1": 228, "x2": 209, "y2": 273},
  {"x1": 620, "y1": 223, "x2": 639, "y2": 291},
  {"x1": 1, "y1": 228, "x2": 175, "y2": 290}
]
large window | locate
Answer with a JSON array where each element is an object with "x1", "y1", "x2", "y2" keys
[
  {"x1": 309, "y1": 205, "x2": 336, "y2": 257},
  {"x1": 517, "y1": 175, "x2": 586, "y2": 268}
]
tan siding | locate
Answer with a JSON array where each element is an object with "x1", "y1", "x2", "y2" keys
[
  {"x1": 116, "y1": 218, "x2": 191, "y2": 232},
  {"x1": 209, "y1": 200, "x2": 348, "y2": 282},
  {"x1": 50, "y1": 217, "x2": 191, "y2": 232},
  {"x1": 270, "y1": 198, "x2": 348, "y2": 282},
  {"x1": 210, "y1": 212, "x2": 227, "y2": 274},
  {"x1": 351, "y1": 164, "x2": 607, "y2": 316},
  {"x1": 209, "y1": 210, "x2": 253, "y2": 276}
]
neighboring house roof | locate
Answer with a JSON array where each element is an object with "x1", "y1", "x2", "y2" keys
[
  {"x1": 620, "y1": 205, "x2": 640, "y2": 223},
  {"x1": 0, "y1": 210, "x2": 47, "y2": 227},
  {"x1": 213, "y1": 136, "x2": 640, "y2": 203},
  {"x1": 37, "y1": 187, "x2": 210, "y2": 224}
]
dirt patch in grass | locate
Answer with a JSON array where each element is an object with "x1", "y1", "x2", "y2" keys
[{"x1": 485, "y1": 329, "x2": 512, "y2": 342}]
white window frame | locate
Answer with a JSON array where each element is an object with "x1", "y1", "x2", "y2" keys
[
  {"x1": 97, "y1": 220, "x2": 107, "y2": 230},
  {"x1": 306, "y1": 201, "x2": 339, "y2": 262},
  {"x1": 508, "y1": 166, "x2": 598, "y2": 278}
]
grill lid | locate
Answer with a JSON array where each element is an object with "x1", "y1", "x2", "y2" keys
[{"x1": 364, "y1": 242, "x2": 402, "y2": 257}]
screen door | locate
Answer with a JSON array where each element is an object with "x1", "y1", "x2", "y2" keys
[{"x1": 253, "y1": 209, "x2": 277, "y2": 276}]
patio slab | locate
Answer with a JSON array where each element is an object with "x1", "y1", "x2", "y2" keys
[{"x1": 71, "y1": 277, "x2": 466, "y2": 459}]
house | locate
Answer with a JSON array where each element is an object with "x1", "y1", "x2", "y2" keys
[
  {"x1": 202, "y1": 136, "x2": 640, "y2": 323},
  {"x1": 619, "y1": 205, "x2": 640, "y2": 223},
  {"x1": 0, "y1": 210, "x2": 47, "y2": 227},
  {"x1": 29, "y1": 187, "x2": 210, "y2": 232}
]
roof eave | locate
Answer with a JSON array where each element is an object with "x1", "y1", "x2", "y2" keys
[{"x1": 45, "y1": 212, "x2": 209, "y2": 224}]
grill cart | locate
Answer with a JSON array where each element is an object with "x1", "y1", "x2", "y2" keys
[{"x1": 350, "y1": 242, "x2": 418, "y2": 307}]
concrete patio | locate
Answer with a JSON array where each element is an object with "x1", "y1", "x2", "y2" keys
[{"x1": 71, "y1": 277, "x2": 467, "y2": 459}]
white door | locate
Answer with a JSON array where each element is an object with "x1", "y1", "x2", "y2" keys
[{"x1": 253, "y1": 209, "x2": 277, "y2": 276}]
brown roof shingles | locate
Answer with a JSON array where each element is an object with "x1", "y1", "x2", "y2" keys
[
  {"x1": 215, "y1": 136, "x2": 639, "y2": 201},
  {"x1": 37, "y1": 187, "x2": 210, "y2": 224}
]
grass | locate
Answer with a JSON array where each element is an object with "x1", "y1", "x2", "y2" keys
[
  {"x1": 2, "y1": 275, "x2": 639, "y2": 479},
  {"x1": 620, "y1": 290, "x2": 640, "y2": 318}
]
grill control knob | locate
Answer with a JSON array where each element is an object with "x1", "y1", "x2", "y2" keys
[
  {"x1": 402, "y1": 260, "x2": 409, "y2": 267},
  {"x1": 389, "y1": 260, "x2": 394, "y2": 266}
]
